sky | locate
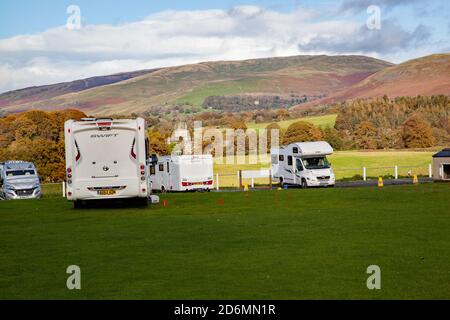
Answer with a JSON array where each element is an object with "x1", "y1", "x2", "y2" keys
[{"x1": 0, "y1": 0, "x2": 449, "y2": 93}]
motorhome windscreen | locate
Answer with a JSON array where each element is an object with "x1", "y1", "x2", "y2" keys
[
  {"x1": 302, "y1": 157, "x2": 330, "y2": 170},
  {"x1": 6, "y1": 170, "x2": 36, "y2": 177}
]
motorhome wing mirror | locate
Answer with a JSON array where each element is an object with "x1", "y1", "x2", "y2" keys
[{"x1": 149, "y1": 155, "x2": 158, "y2": 166}]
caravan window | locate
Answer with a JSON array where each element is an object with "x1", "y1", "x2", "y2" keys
[
  {"x1": 159, "y1": 164, "x2": 164, "y2": 172},
  {"x1": 150, "y1": 166, "x2": 156, "y2": 175},
  {"x1": 279, "y1": 155, "x2": 284, "y2": 162},
  {"x1": 287, "y1": 156, "x2": 293, "y2": 166},
  {"x1": 167, "y1": 162, "x2": 170, "y2": 173},
  {"x1": 293, "y1": 147, "x2": 299, "y2": 154}
]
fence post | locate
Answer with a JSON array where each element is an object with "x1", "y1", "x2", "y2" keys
[
  {"x1": 269, "y1": 169, "x2": 273, "y2": 189},
  {"x1": 429, "y1": 164, "x2": 432, "y2": 178},
  {"x1": 239, "y1": 170, "x2": 243, "y2": 189},
  {"x1": 251, "y1": 177, "x2": 254, "y2": 188},
  {"x1": 363, "y1": 167, "x2": 367, "y2": 181},
  {"x1": 62, "y1": 181, "x2": 65, "y2": 197},
  {"x1": 216, "y1": 173, "x2": 219, "y2": 191},
  {"x1": 394, "y1": 166, "x2": 398, "y2": 180}
]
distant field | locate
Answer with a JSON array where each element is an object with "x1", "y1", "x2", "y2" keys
[
  {"x1": 1, "y1": 184, "x2": 449, "y2": 299},
  {"x1": 246, "y1": 114, "x2": 338, "y2": 130},
  {"x1": 176, "y1": 78, "x2": 261, "y2": 107},
  {"x1": 213, "y1": 150, "x2": 434, "y2": 187}
]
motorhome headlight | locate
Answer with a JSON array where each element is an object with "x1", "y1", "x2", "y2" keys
[{"x1": 4, "y1": 185, "x2": 15, "y2": 190}]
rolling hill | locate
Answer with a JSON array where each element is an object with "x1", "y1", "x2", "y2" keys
[
  {"x1": 0, "y1": 55, "x2": 391, "y2": 115},
  {"x1": 0, "y1": 69, "x2": 158, "y2": 109},
  {"x1": 294, "y1": 53, "x2": 450, "y2": 109}
]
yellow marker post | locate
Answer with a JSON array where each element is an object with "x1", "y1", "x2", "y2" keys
[
  {"x1": 244, "y1": 183, "x2": 249, "y2": 192},
  {"x1": 378, "y1": 177, "x2": 384, "y2": 188},
  {"x1": 413, "y1": 174, "x2": 419, "y2": 184}
]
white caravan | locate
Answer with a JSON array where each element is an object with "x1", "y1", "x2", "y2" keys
[
  {"x1": 149, "y1": 155, "x2": 214, "y2": 192},
  {"x1": 65, "y1": 118, "x2": 149, "y2": 207},
  {"x1": 271, "y1": 142, "x2": 335, "y2": 188}
]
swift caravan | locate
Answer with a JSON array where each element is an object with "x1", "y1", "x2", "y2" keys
[
  {"x1": 149, "y1": 155, "x2": 214, "y2": 192},
  {"x1": 64, "y1": 118, "x2": 149, "y2": 207},
  {"x1": 271, "y1": 142, "x2": 335, "y2": 188}
]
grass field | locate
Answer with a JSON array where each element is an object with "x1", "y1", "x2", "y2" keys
[
  {"x1": 1, "y1": 184, "x2": 449, "y2": 299},
  {"x1": 246, "y1": 114, "x2": 338, "y2": 130}
]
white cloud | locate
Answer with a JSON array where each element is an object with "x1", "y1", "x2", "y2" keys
[{"x1": 0, "y1": 5, "x2": 440, "y2": 93}]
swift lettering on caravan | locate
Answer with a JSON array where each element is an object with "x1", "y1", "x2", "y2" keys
[
  {"x1": 149, "y1": 155, "x2": 214, "y2": 192},
  {"x1": 271, "y1": 141, "x2": 336, "y2": 188},
  {"x1": 64, "y1": 118, "x2": 150, "y2": 208}
]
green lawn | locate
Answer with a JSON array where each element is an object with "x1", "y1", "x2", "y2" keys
[
  {"x1": 1, "y1": 184, "x2": 449, "y2": 299},
  {"x1": 246, "y1": 114, "x2": 338, "y2": 130}
]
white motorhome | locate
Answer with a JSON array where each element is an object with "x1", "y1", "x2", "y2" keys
[
  {"x1": 271, "y1": 142, "x2": 335, "y2": 188},
  {"x1": 149, "y1": 155, "x2": 214, "y2": 192},
  {"x1": 65, "y1": 118, "x2": 149, "y2": 207}
]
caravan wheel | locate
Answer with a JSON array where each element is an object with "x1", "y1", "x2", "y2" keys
[{"x1": 301, "y1": 179, "x2": 308, "y2": 189}]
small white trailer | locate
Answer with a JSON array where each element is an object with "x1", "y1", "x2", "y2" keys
[
  {"x1": 64, "y1": 118, "x2": 150, "y2": 207},
  {"x1": 149, "y1": 155, "x2": 214, "y2": 192},
  {"x1": 271, "y1": 141, "x2": 336, "y2": 188}
]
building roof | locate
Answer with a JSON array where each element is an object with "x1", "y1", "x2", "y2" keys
[{"x1": 433, "y1": 148, "x2": 450, "y2": 158}]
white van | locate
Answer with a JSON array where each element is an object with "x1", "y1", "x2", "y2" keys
[
  {"x1": 149, "y1": 155, "x2": 214, "y2": 192},
  {"x1": 0, "y1": 161, "x2": 42, "y2": 200},
  {"x1": 64, "y1": 118, "x2": 149, "y2": 207},
  {"x1": 271, "y1": 142, "x2": 335, "y2": 188}
]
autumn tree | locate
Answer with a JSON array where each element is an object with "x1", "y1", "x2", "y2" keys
[
  {"x1": 402, "y1": 115, "x2": 436, "y2": 148},
  {"x1": 148, "y1": 130, "x2": 172, "y2": 155},
  {"x1": 321, "y1": 127, "x2": 343, "y2": 150},
  {"x1": 353, "y1": 121, "x2": 378, "y2": 149},
  {"x1": 283, "y1": 121, "x2": 322, "y2": 145}
]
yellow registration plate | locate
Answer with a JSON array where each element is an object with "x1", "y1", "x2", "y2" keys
[{"x1": 98, "y1": 189, "x2": 116, "y2": 196}]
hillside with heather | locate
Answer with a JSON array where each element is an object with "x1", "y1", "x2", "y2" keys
[
  {"x1": 0, "y1": 55, "x2": 391, "y2": 115},
  {"x1": 0, "y1": 69, "x2": 157, "y2": 110},
  {"x1": 295, "y1": 53, "x2": 450, "y2": 109}
]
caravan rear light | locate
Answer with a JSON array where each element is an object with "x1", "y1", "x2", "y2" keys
[
  {"x1": 67, "y1": 168, "x2": 72, "y2": 174},
  {"x1": 182, "y1": 182, "x2": 192, "y2": 187},
  {"x1": 141, "y1": 171, "x2": 145, "y2": 176},
  {"x1": 203, "y1": 180, "x2": 213, "y2": 185},
  {"x1": 67, "y1": 174, "x2": 72, "y2": 179},
  {"x1": 142, "y1": 188, "x2": 146, "y2": 193},
  {"x1": 97, "y1": 122, "x2": 112, "y2": 127},
  {"x1": 140, "y1": 164, "x2": 145, "y2": 170},
  {"x1": 141, "y1": 176, "x2": 146, "y2": 181},
  {"x1": 68, "y1": 192, "x2": 72, "y2": 196}
]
